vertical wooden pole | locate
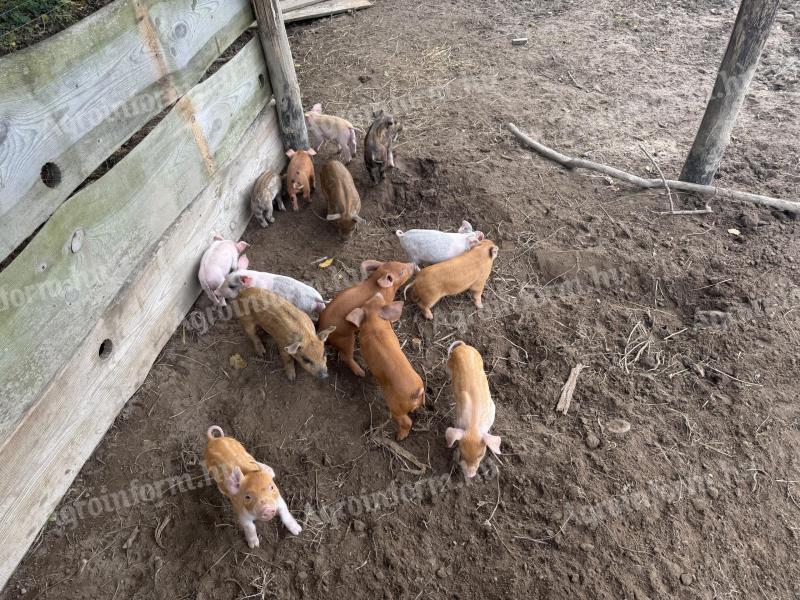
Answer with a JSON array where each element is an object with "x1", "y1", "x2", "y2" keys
[
  {"x1": 251, "y1": 0, "x2": 309, "y2": 151},
  {"x1": 680, "y1": 0, "x2": 780, "y2": 185}
]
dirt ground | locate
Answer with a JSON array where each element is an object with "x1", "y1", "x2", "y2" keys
[{"x1": 3, "y1": 0, "x2": 800, "y2": 598}]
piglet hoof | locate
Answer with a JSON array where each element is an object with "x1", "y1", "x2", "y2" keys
[
  {"x1": 474, "y1": 300, "x2": 483, "y2": 309},
  {"x1": 350, "y1": 364, "x2": 366, "y2": 378},
  {"x1": 253, "y1": 343, "x2": 266, "y2": 357},
  {"x1": 247, "y1": 537, "x2": 260, "y2": 549},
  {"x1": 422, "y1": 309, "x2": 434, "y2": 320},
  {"x1": 268, "y1": 216, "x2": 275, "y2": 223},
  {"x1": 396, "y1": 428, "x2": 410, "y2": 441},
  {"x1": 285, "y1": 367, "x2": 297, "y2": 382},
  {"x1": 287, "y1": 523, "x2": 302, "y2": 536},
  {"x1": 291, "y1": 200, "x2": 299, "y2": 212}
]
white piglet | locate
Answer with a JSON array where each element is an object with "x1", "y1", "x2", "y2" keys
[
  {"x1": 218, "y1": 269, "x2": 327, "y2": 318},
  {"x1": 396, "y1": 221, "x2": 485, "y2": 265},
  {"x1": 199, "y1": 235, "x2": 250, "y2": 306}
]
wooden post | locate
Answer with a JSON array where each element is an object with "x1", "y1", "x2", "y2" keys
[
  {"x1": 251, "y1": 0, "x2": 309, "y2": 150},
  {"x1": 680, "y1": 0, "x2": 780, "y2": 185}
]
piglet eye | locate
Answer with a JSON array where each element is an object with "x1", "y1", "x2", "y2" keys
[
  {"x1": 244, "y1": 494, "x2": 252, "y2": 502},
  {"x1": 269, "y1": 485, "x2": 275, "y2": 491}
]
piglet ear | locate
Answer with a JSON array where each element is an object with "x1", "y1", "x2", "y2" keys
[
  {"x1": 286, "y1": 149, "x2": 296, "y2": 158},
  {"x1": 483, "y1": 433, "x2": 502, "y2": 455},
  {"x1": 285, "y1": 341, "x2": 302, "y2": 354},
  {"x1": 345, "y1": 308, "x2": 365, "y2": 328},
  {"x1": 377, "y1": 273, "x2": 394, "y2": 289},
  {"x1": 445, "y1": 427, "x2": 465, "y2": 448},
  {"x1": 475, "y1": 231, "x2": 485, "y2": 241},
  {"x1": 306, "y1": 148, "x2": 317, "y2": 156},
  {"x1": 238, "y1": 254, "x2": 249, "y2": 270},
  {"x1": 240, "y1": 275, "x2": 253, "y2": 286},
  {"x1": 311, "y1": 103, "x2": 322, "y2": 114},
  {"x1": 225, "y1": 466, "x2": 244, "y2": 495},
  {"x1": 326, "y1": 213, "x2": 342, "y2": 221},
  {"x1": 458, "y1": 221, "x2": 473, "y2": 234},
  {"x1": 236, "y1": 240, "x2": 250, "y2": 252},
  {"x1": 317, "y1": 325, "x2": 336, "y2": 342},
  {"x1": 360, "y1": 260, "x2": 382, "y2": 279},
  {"x1": 257, "y1": 462, "x2": 275, "y2": 478},
  {"x1": 352, "y1": 213, "x2": 367, "y2": 224},
  {"x1": 489, "y1": 245, "x2": 499, "y2": 259},
  {"x1": 379, "y1": 301, "x2": 404, "y2": 323}
]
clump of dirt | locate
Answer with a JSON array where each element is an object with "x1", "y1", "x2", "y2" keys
[{"x1": 3, "y1": 0, "x2": 800, "y2": 599}]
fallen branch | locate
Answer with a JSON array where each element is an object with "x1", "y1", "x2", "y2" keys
[
  {"x1": 371, "y1": 436, "x2": 427, "y2": 474},
  {"x1": 556, "y1": 363, "x2": 585, "y2": 415},
  {"x1": 639, "y1": 143, "x2": 711, "y2": 215},
  {"x1": 506, "y1": 123, "x2": 800, "y2": 214}
]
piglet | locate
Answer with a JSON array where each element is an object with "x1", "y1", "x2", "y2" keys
[
  {"x1": 408, "y1": 239, "x2": 498, "y2": 319},
  {"x1": 445, "y1": 341, "x2": 501, "y2": 478},
  {"x1": 204, "y1": 426, "x2": 301, "y2": 548},
  {"x1": 396, "y1": 221, "x2": 485, "y2": 265},
  {"x1": 346, "y1": 294, "x2": 425, "y2": 440},
  {"x1": 251, "y1": 170, "x2": 283, "y2": 227},
  {"x1": 286, "y1": 148, "x2": 316, "y2": 211},
  {"x1": 305, "y1": 103, "x2": 357, "y2": 163},
  {"x1": 364, "y1": 110, "x2": 398, "y2": 183},
  {"x1": 320, "y1": 160, "x2": 365, "y2": 239},
  {"x1": 198, "y1": 235, "x2": 250, "y2": 306},
  {"x1": 234, "y1": 288, "x2": 335, "y2": 382},
  {"x1": 318, "y1": 260, "x2": 416, "y2": 377},
  {"x1": 218, "y1": 269, "x2": 326, "y2": 318}
]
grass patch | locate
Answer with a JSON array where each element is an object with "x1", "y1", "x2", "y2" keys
[{"x1": 0, "y1": 0, "x2": 84, "y2": 55}]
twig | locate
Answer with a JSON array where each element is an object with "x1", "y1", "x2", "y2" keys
[
  {"x1": 506, "y1": 123, "x2": 800, "y2": 213},
  {"x1": 370, "y1": 436, "x2": 427, "y2": 473},
  {"x1": 639, "y1": 144, "x2": 711, "y2": 215},
  {"x1": 555, "y1": 363, "x2": 585, "y2": 414}
]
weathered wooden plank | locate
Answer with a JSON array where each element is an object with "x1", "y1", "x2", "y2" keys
[
  {"x1": 0, "y1": 38, "x2": 269, "y2": 445},
  {"x1": 0, "y1": 0, "x2": 256, "y2": 262},
  {"x1": 0, "y1": 103, "x2": 284, "y2": 590},
  {"x1": 283, "y1": 0, "x2": 372, "y2": 23},
  {"x1": 253, "y1": 0, "x2": 308, "y2": 150},
  {"x1": 280, "y1": 0, "x2": 330, "y2": 13}
]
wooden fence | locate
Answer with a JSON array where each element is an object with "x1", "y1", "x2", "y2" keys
[{"x1": 0, "y1": 0, "x2": 368, "y2": 587}]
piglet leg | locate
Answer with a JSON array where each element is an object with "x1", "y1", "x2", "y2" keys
[
  {"x1": 277, "y1": 496, "x2": 302, "y2": 535},
  {"x1": 278, "y1": 348, "x2": 297, "y2": 382},
  {"x1": 239, "y1": 515, "x2": 260, "y2": 548},
  {"x1": 470, "y1": 285, "x2": 485, "y2": 309}
]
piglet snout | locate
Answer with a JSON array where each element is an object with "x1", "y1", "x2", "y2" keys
[
  {"x1": 259, "y1": 504, "x2": 277, "y2": 520},
  {"x1": 316, "y1": 369, "x2": 329, "y2": 381}
]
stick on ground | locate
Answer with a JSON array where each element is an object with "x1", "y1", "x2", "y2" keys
[
  {"x1": 506, "y1": 123, "x2": 800, "y2": 214},
  {"x1": 556, "y1": 363, "x2": 585, "y2": 415}
]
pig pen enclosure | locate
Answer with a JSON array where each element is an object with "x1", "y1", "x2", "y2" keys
[{"x1": 1, "y1": 0, "x2": 800, "y2": 598}]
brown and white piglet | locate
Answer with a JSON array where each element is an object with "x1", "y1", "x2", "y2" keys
[
  {"x1": 305, "y1": 103, "x2": 357, "y2": 163},
  {"x1": 364, "y1": 110, "x2": 398, "y2": 183},
  {"x1": 408, "y1": 239, "x2": 498, "y2": 319},
  {"x1": 285, "y1": 148, "x2": 316, "y2": 211},
  {"x1": 317, "y1": 260, "x2": 416, "y2": 377},
  {"x1": 320, "y1": 160, "x2": 365, "y2": 239},
  {"x1": 346, "y1": 294, "x2": 425, "y2": 440},
  {"x1": 445, "y1": 341, "x2": 501, "y2": 478},
  {"x1": 234, "y1": 288, "x2": 335, "y2": 382},
  {"x1": 203, "y1": 426, "x2": 301, "y2": 548}
]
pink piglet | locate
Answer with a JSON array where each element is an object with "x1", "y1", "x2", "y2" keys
[{"x1": 198, "y1": 234, "x2": 249, "y2": 306}]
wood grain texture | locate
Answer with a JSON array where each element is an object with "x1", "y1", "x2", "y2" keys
[
  {"x1": 0, "y1": 104, "x2": 284, "y2": 590},
  {"x1": 0, "y1": 38, "x2": 269, "y2": 445},
  {"x1": 252, "y1": 0, "x2": 309, "y2": 150},
  {"x1": 0, "y1": 0, "x2": 256, "y2": 262},
  {"x1": 280, "y1": 0, "x2": 330, "y2": 12},
  {"x1": 283, "y1": 0, "x2": 372, "y2": 23}
]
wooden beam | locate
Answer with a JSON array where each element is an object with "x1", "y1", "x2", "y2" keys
[
  {"x1": 0, "y1": 105, "x2": 283, "y2": 589},
  {"x1": 680, "y1": 0, "x2": 781, "y2": 185},
  {"x1": 252, "y1": 0, "x2": 309, "y2": 150},
  {"x1": 0, "y1": 0, "x2": 256, "y2": 263},
  {"x1": 283, "y1": 0, "x2": 372, "y2": 23}
]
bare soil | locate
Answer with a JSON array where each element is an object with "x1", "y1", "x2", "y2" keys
[{"x1": 3, "y1": 0, "x2": 800, "y2": 598}]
